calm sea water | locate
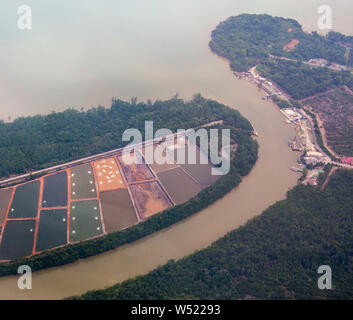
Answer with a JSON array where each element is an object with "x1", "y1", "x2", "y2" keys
[{"x1": 0, "y1": 0, "x2": 352, "y2": 120}]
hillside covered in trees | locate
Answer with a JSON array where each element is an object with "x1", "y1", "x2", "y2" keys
[
  {"x1": 210, "y1": 14, "x2": 346, "y2": 72},
  {"x1": 0, "y1": 95, "x2": 252, "y2": 178},
  {"x1": 72, "y1": 170, "x2": 353, "y2": 300},
  {"x1": 210, "y1": 14, "x2": 353, "y2": 99}
]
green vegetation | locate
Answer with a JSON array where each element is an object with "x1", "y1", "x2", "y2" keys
[
  {"x1": 210, "y1": 13, "x2": 353, "y2": 159},
  {"x1": 0, "y1": 96, "x2": 258, "y2": 276},
  {"x1": 258, "y1": 59, "x2": 353, "y2": 100},
  {"x1": 71, "y1": 170, "x2": 353, "y2": 300},
  {"x1": 210, "y1": 14, "x2": 346, "y2": 72},
  {"x1": 328, "y1": 31, "x2": 353, "y2": 66},
  {"x1": 0, "y1": 95, "x2": 252, "y2": 179},
  {"x1": 210, "y1": 14, "x2": 353, "y2": 99}
]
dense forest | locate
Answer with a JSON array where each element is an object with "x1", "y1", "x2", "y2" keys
[
  {"x1": 210, "y1": 14, "x2": 353, "y2": 99},
  {"x1": 209, "y1": 14, "x2": 346, "y2": 72},
  {"x1": 0, "y1": 96, "x2": 258, "y2": 275},
  {"x1": 71, "y1": 169, "x2": 353, "y2": 300},
  {"x1": 0, "y1": 95, "x2": 252, "y2": 178}
]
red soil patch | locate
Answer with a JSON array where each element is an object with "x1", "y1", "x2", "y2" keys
[
  {"x1": 93, "y1": 158, "x2": 126, "y2": 192},
  {"x1": 283, "y1": 39, "x2": 299, "y2": 52},
  {"x1": 118, "y1": 152, "x2": 154, "y2": 183}
]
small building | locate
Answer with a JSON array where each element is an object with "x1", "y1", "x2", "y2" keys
[
  {"x1": 330, "y1": 63, "x2": 347, "y2": 71},
  {"x1": 305, "y1": 179, "x2": 318, "y2": 186},
  {"x1": 342, "y1": 157, "x2": 353, "y2": 166}
]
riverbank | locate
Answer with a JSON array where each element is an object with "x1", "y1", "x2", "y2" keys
[
  {"x1": 0, "y1": 9, "x2": 303, "y2": 299},
  {"x1": 71, "y1": 169, "x2": 353, "y2": 300},
  {"x1": 0, "y1": 82, "x2": 300, "y2": 300}
]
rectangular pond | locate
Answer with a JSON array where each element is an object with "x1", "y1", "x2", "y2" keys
[
  {"x1": 0, "y1": 188, "x2": 12, "y2": 224},
  {"x1": 166, "y1": 142, "x2": 222, "y2": 187},
  {"x1": 42, "y1": 171, "x2": 68, "y2": 208},
  {"x1": 69, "y1": 200, "x2": 103, "y2": 242},
  {"x1": 130, "y1": 181, "x2": 173, "y2": 220},
  {"x1": 0, "y1": 220, "x2": 36, "y2": 261},
  {"x1": 157, "y1": 167, "x2": 202, "y2": 205},
  {"x1": 99, "y1": 189, "x2": 138, "y2": 233},
  {"x1": 70, "y1": 165, "x2": 97, "y2": 200},
  {"x1": 139, "y1": 144, "x2": 177, "y2": 174},
  {"x1": 93, "y1": 158, "x2": 126, "y2": 192}
]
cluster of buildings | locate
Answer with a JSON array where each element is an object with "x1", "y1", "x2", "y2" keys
[
  {"x1": 281, "y1": 108, "x2": 304, "y2": 123},
  {"x1": 304, "y1": 151, "x2": 330, "y2": 166},
  {"x1": 242, "y1": 62, "x2": 353, "y2": 188}
]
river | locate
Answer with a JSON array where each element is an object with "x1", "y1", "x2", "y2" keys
[{"x1": 0, "y1": 0, "x2": 352, "y2": 299}]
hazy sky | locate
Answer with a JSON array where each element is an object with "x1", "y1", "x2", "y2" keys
[{"x1": 1, "y1": 0, "x2": 352, "y2": 120}]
